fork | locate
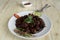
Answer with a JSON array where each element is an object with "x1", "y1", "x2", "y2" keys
[{"x1": 35, "y1": 4, "x2": 51, "y2": 12}]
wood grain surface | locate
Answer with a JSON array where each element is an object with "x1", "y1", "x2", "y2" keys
[{"x1": 0, "y1": 0, "x2": 60, "y2": 40}]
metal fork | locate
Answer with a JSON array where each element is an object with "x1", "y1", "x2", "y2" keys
[{"x1": 35, "y1": 4, "x2": 51, "y2": 12}]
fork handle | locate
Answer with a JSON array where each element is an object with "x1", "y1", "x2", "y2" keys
[{"x1": 36, "y1": 4, "x2": 51, "y2": 12}]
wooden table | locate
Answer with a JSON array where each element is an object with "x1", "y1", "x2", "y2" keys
[{"x1": 0, "y1": 0, "x2": 60, "y2": 40}]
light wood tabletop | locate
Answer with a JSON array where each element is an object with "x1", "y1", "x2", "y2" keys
[{"x1": 0, "y1": 0, "x2": 60, "y2": 40}]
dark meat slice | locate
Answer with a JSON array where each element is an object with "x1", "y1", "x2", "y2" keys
[
  {"x1": 29, "y1": 28, "x2": 37, "y2": 34},
  {"x1": 23, "y1": 15, "x2": 28, "y2": 19},
  {"x1": 26, "y1": 28, "x2": 30, "y2": 33},
  {"x1": 15, "y1": 14, "x2": 45, "y2": 34},
  {"x1": 33, "y1": 16, "x2": 40, "y2": 21},
  {"x1": 39, "y1": 18, "x2": 45, "y2": 28}
]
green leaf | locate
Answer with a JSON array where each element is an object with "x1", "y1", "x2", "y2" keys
[
  {"x1": 17, "y1": 28, "x2": 24, "y2": 31},
  {"x1": 24, "y1": 15, "x2": 34, "y2": 23},
  {"x1": 23, "y1": 33, "x2": 32, "y2": 37},
  {"x1": 33, "y1": 11, "x2": 42, "y2": 17},
  {"x1": 28, "y1": 15, "x2": 32, "y2": 19}
]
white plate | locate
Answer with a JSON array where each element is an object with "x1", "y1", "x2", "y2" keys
[{"x1": 8, "y1": 11, "x2": 51, "y2": 39}]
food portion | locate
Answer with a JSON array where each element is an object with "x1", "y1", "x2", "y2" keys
[
  {"x1": 14, "y1": 13, "x2": 45, "y2": 37},
  {"x1": 33, "y1": 11, "x2": 42, "y2": 17},
  {"x1": 14, "y1": 13, "x2": 20, "y2": 18}
]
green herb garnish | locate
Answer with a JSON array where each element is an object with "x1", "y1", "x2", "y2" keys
[
  {"x1": 24, "y1": 15, "x2": 34, "y2": 23},
  {"x1": 17, "y1": 28, "x2": 24, "y2": 31},
  {"x1": 23, "y1": 33, "x2": 32, "y2": 37},
  {"x1": 33, "y1": 11, "x2": 42, "y2": 17}
]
